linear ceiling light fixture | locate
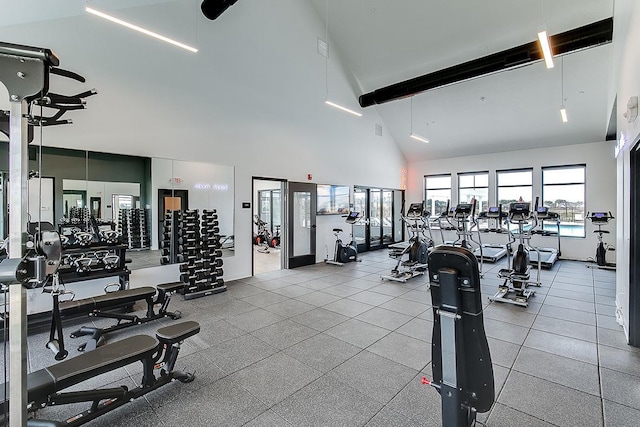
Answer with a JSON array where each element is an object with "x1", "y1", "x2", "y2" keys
[
  {"x1": 560, "y1": 56, "x2": 568, "y2": 122},
  {"x1": 322, "y1": 0, "x2": 361, "y2": 118},
  {"x1": 85, "y1": 6, "x2": 198, "y2": 53},
  {"x1": 537, "y1": 30, "x2": 554, "y2": 68},
  {"x1": 325, "y1": 100, "x2": 362, "y2": 117},
  {"x1": 409, "y1": 97, "x2": 429, "y2": 143}
]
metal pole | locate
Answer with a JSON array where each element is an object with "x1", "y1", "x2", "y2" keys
[{"x1": 8, "y1": 99, "x2": 28, "y2": 427}]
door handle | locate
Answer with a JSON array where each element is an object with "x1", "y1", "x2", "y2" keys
[{"x1": 311, "y1": 224, "x2": 316, "y2": 228}]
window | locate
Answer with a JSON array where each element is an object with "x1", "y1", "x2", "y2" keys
[
  {"x1": 424, "y1": 174, "x2": 451, "y2": 215},
  {"x1": 497, "y1": 169, "x2": 533, "y2": 207},
  {"x1": 542, "y1": 165, "x2": 586, "y2": 237},
  {"x1": 458, "y1": 172, "x2": 489, "y2": 212}
]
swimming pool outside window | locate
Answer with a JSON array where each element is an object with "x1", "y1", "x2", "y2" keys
[{"x1": 542, "y1": 165, "x2": 586, "y2": 237}]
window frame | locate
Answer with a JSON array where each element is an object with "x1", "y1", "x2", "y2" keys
[
  {"x1": 542, "y1": 164, "x2": 586, "y2": 238},
  {"x1": 424, "y1": 173, "x2": 452, "y2": 215},
  {"x1": 458, "y1": 171, "x2": 489, "y2": 212},
  {"x1": 496, "y1": 167, "x2": 534, "y2": 206}
]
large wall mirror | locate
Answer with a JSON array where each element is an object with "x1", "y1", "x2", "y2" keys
[{"x1": 0, "y1": 145, "x2": 235, "y2": 273}]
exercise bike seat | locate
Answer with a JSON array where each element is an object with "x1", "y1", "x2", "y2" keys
[{"x1": 332, "y1": 228, "x2": 343, "y2": 233}]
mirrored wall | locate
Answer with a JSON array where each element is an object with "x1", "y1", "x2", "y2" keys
[{"x1": 0, "y1": 144, "x2": 235, "y2": 272}]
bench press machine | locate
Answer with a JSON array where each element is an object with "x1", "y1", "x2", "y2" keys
[
  {"x1": 1, "y1": 320, "x2": 200, "y2": 426},
  {"x1": 46, "y1": 280, "x2": 183, "y2": 360},
  {"x1": 424, "y1": 246, "x2": 495, "y2": 426}
]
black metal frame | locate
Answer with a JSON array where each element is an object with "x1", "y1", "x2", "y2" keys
[{"x1": 629, "y1": 142, "x2": 640, "y2": 347}]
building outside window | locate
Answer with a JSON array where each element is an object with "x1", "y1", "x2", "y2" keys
[
  {"x1": 424, "y1": 174, "x2": 451, "y2": 215},
  {"x1": 497, "y1": 169, "x2": 533, "y2": 206},
  {"x1": 542, "y1": 165, "x2": 586, "y2": 237},
  {"x1": 458, "y1": 171, "x2": 489, "y2": 212}
]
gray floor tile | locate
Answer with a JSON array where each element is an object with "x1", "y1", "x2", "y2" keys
[
  {"x1": 343, "y1": 278, "x2": 381, "y2": 290},
  {"x1": 538, "y1": 304, "x2": 596, "y2": 325},
  {"x1": 595, "y1": 286, "x2": 616, "y2": 297},
  {"x1": 272, "y1": 376, "x2": 383, "y2": 427},
  {"x1": 484, "y1": 317, "x2": 530, "y2": 345},
  {"x1": 524, "y1": 329, "x2": 598, "y2": 365},
  {"x1": 348, "y1": 290, "x2": 396, "y2": 306},
  {"x1": 599, "y1": 344, "x2": 640, "y2": 377},
  {"x1": 385, "y1": 373, "x2": 442, "y2": 425},
  {"x1": 189, "y1": 318, "x2": 248, "y2": 346},
  {"x1": 355, "y1": 306, "x2": 413, "y2": 331},
  {"x1": 483, "y1": 304, "x2": 539, "y2": 327},
  {"x1": 293, "y1": 290, "x2": 343, "y2": 307},
  {"x1": 299, "y1": 277, "x2": 345, "y2": 290},
  {"x1": 532, "y1": 314, "x2": 597, "y2": 342},
  {"x1": 498, "y1": 371, "x2": 603, "y2": 426},
  {"x1": 289, "y1": 307, "x2": 349, "y2": 332},
  {"x1": 547, "y1": 287, "x2": 595, "y2": 303},
  {"x1": 598, "y1": 328, "x2": 637, "y2": 352},
  {"x1": 322, "y1": 284, "x2": 364, "y2": 297},
  {"x1": 366, "y1": 332, "x2": 430, "y2": 371},
  {"x1": 397, "y1": 288, "x2": 430, "y2": 303},
  {"x1": 251, "y1": 319, "x2": 318, "y2": 350},
  {"x1": 513, "y1": 346, "x2": 601, "y2": 396},
  {"x1": 603, "y1": 400, "x2": 640, "y2": 427},
  {"x1": 395, "y1": 317, "x2": 433, "y2": 342},
  {"x1": 251, "y1": 279, "x2": 293, "y2": 291},
  {"x1": 241, "y1": 292, "x2": 290, "y2": 308},
  {"x1": 323, "y1": 298, "x2": 375, "y2": 317},
  {"x1": 329, "y1": 350, "x2": 418, "y2": 404},
  {"x1": 154, "y1": 378, "x2": 268, "y2": 426},
  {"x1": 243, "y1": 409, "x2": 294, "y2": 427},
  {"x1": 270, "y1": 284, "x2": 315, "y2": 298},
  {"x1": 486, "y1": 402, "x2": 557, "y2": 427},
  {"x1": 601, "y1": 368, "x2": 640, "y2": 411},
  {"x1": 225, "y1": 308, "x2": 285, "y2": 332},
  {"x1": 263, "y1": 299, "x2": 315, "y2": 317},
  {"x1": 487, "y1": 337, "x2": 521, "y2": 369},
  {"x1": 229, "y1": 352, "x2": 322, "y2": 406},
  {"x1": 325, "y1": 318, "x2": 390, "y2": 348},
  {"x1": 598, "y1": 313, "x2": 624, "y2": 331},
  {"x1": 284, "y1": 333, "x2": 361, "y2": 373},
  {"x1": 543, "y1": 295, "x2": 595, "y2": 313},
  {"x1": 225, "y1": 282, "x2": 267, "y2": 299},
  {"x1": 379, "y1": 298, "x2": 429, "y2": 317},
  {"x1": 364, "y1": 406, "x2": 422, "y2": 427},
  {"x1": 367, "y1": 283, "x2": 411, "y2": 297},
  {"x1": 200, "y1": 334, "x2": 278, "y2": 374}
]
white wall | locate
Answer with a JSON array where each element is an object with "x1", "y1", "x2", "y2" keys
[
  {"x1": 613, "y1": 0, "x2": 640, "y2": 340},
  {"x1": 407, "y1": 141, "x2": 616, "y2": 260}
]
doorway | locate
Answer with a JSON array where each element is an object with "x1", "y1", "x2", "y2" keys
[
  {"x1": 286, "y1": 182, "x2": 317, "y2": 269},
  {"x1": 353, "y1": 186, "x2": 404, "y2": 252},
  {"x1": 253, "y1": 178, "x2": 286, "y2": 274},
  {"x1": 157, "y1": 189, "x2": 189, "y2": 247}
]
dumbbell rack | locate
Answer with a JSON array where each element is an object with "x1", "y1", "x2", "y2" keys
[
  {"x1": 118, "y1": 208, "x2": 150, "y2": 250},
  {"x1": 177, "y1": 209, "x2": 226, "y2": 299}
]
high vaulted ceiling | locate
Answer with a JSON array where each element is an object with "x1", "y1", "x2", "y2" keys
[
  {"x1": 309, "y1": 0, "x2": 615, "y2": 160},
  {"x1": 0, "y1": 0, "x2": 616, "y2": 161}
]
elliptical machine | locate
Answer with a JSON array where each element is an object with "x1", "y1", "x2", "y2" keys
[
  {"x1": 491, "y1": 198, "x2": 542, "y2": 307},
  {"x1": 587, "y1": 211, "x2": 615, "y2": 269},
  {"x1": 325, "y1": 211, "x2": 361, "y2": 266},
  {"x1": 381, "y1": 203, "x2": 432, "y2": 282}
]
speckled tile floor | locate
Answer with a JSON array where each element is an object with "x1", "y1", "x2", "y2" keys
[{"x1": 13, "y1": 250, "x2": 640, "y2": 426}]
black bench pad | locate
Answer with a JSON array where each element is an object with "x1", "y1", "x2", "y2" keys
[
  {"x1": 156, "y1": 321, "x2": 200, "y2": 344},
  {"x1": 46, "y1": 334, "x2": 158, "y2": 392},
  {"x1": 59, "y1": 286, "x2": 157, "y2": 316},
  {"x1": 157, "y1": 282, "x2": 184, "y2": 292}
]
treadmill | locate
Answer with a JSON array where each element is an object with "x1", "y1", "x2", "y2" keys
[
  {"x1": 474, "y1": 206, "x2": 508, "y2": 263},
  {"x1": 529, "y1": 206, "x2": 561, "y2": 268}
]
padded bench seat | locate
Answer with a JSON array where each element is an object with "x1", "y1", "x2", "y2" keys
[
  {"x1": 0, "y1": 335, "x2": 158, "y2": 407},
  {"x1": 156, "y1": 320, "x2": 200, "y2": 345},
  {"x1": 156, "y1": 282, "x2": 184, "y2": 293},
  {"x1": 59, "y1": 286, "x2": 157, "y2": 316}
]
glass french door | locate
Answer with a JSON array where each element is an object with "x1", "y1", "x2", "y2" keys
[
  {"x1": 355, "y1": 186, "x2": 404, "y2": 252},
  {"x1": 286, "y1": 182, "x2": 316, "y2": 268}
]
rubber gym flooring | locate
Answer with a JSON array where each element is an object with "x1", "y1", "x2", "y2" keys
[{"x1": 20, "y1": 251, "x2": 640, "y2": 426}]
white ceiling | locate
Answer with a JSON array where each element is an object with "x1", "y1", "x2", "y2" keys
[{"x1": 0, "y1": 0, "x2": 616, "y2": 161}]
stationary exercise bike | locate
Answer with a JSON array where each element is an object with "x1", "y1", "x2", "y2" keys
[
  {"x1": 587, "y1": 211, "x2": 615, "y2": 269},
  {"x1": 325, "y1": 211, "x2": 360, "y2": 266},
  {"x1": 491, "y1": 198, "x2": 542, "y2": 307}
]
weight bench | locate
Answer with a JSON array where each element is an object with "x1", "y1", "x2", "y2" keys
[
  {"x1": 424, "y1": 246, "x2": 495, "y2": 427},
  {"x1": 47, "y1": 282, "x2": 184, "y2": 360},
  {"x1": 1, "y1": 321, "x2": 200, "y2": 427}
]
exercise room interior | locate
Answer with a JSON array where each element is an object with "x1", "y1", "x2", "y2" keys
[{"x1": 0, "y1": 0, "x2": 639, "y2": 426}]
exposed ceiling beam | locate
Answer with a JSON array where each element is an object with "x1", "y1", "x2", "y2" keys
[{"x1": 359, "y1": 17, "x2": 613, "y2": 108}]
